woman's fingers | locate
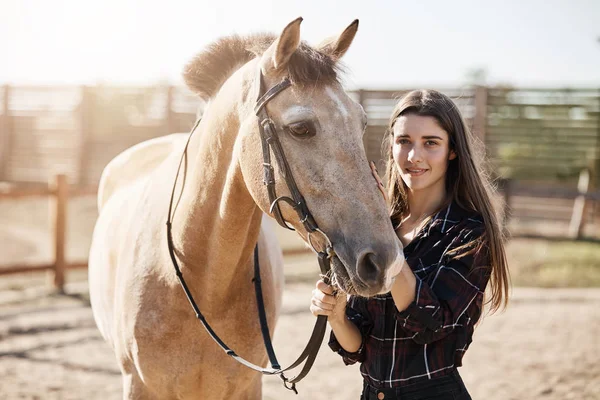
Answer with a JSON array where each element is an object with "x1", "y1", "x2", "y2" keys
[
  {"x1": 311, "y1": 297, "x2": 334, "y2": 311},
  {"x1": 369, "y1": 160, "x2": 378, "y2": 174},
  {"x1": 371, "y1": 162, "x2": 384, "y2": 186},
  {"x1": 312, "y1": 280, "x2": 349, "y2": 319},
  {"x1": 310, "y1": 303, "x2": 331, "y2": 316},
  {"x1": 312, "y1": 288, "x2": 336, "y2": 305},
  {"x1": 316, "y1": 280, "x2": 335, "y2": 295},
  {"x1": 310, "y1": 297, "x2": 334, "y2": 316},
  {"x1": 370, "y1": 161, "x2": 387, "y2": 201},
  {"x1": 311, "y1": 282, "x2": 339, "y2": 316}
]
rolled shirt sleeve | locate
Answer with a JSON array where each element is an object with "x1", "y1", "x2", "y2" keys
[
  {"x1": 328, "y1": 297, "x2": 373, "y2": 365},
  {"x1": 394, "y1": 224, "x2": 490, "y2": 345}
]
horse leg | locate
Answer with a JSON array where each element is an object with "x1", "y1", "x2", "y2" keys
[{"x1": 122, "y1": 371, "x2": 159, "y2": 400}]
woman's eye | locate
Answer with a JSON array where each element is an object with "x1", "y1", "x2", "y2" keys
[
  {"x1": 288, "y1": 122, "x2": 314, "y2": 138},
  {"x1": 397, "y1": 138, "x2": 410, "y2": 145},
  {"x1": 425, "y1": 140, "x2": 438, "y2": 146}
]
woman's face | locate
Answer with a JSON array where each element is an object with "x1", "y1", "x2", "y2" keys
[{"x1": 392, "y1": 114, "x2": 456, "y2": 194}]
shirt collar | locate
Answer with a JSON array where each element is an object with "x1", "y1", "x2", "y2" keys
[{"x1": 426, "y1": 201, "x2": 478, "y2": 234}]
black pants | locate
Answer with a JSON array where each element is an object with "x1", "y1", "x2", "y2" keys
[{"x1": 360, "y1": 370, "x2": 471, "y2": 400}]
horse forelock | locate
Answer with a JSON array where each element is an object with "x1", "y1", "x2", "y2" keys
[{"x1": 182, "y1": 33, "x2": 342, "y2": 100}]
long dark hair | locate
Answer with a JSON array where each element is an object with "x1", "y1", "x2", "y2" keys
[{"x1": 384, "y1": 89, "x2": 510, "y2": 313}]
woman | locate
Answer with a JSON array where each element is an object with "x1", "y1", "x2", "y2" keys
[{"x1": 310, "y1": 89, "x2": 510, "y2": 399}]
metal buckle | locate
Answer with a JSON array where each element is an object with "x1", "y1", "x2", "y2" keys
[
  {"x1": 280, "y1": 373, "x2": 298, "y2": 395},
  {"x1": 307, "y1": 228, "x2": 334, "y2": 256}
]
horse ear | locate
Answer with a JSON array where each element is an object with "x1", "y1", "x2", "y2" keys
[
  {"x1": 261, "y1": 17, "x2": 303, "y2": 73},
  {"x1": 317, "y1": 19, "x2": 359, "y2": 61}
]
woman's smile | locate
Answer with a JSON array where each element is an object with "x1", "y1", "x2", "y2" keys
[{"x1": 404, "y1": 167, "x2": 428, "y2": 176}]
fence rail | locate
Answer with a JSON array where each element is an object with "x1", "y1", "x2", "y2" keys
[
  {"x1": 0, "y1": 174, "x2": 97, "y2": 291},
  {"x1": 2, "y1": 172, "x2": 600, "y2": 290},
  {"x1": 1, "y1": 84, "x2": 600, "y2": 288},
  {"x1": 0, "y1": 174, "x2": 313, "y2": 291},
  {"x1": 1, "y1": 84, "x2": 598, "y2": 186}
]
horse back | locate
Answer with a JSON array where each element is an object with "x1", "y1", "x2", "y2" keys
[{"x1": 97, "y1": 133, "x2": 188, "y2": 212}]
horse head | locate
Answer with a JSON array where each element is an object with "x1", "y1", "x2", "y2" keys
[{"x1": 184, "y1": 18, "x2": 404, "y2": 297}]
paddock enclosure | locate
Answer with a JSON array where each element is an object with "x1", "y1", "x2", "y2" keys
[{"x1": 1, "y1": 84, "x2": 599, "y2": 399}]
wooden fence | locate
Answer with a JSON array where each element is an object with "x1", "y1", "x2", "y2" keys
[
  {"x1": 0, "y1": 84, "x2": 199, "y2": 185},
  {"x1": 1, "y1": 84, "x2": 598, "y2": 186},
  {"x1": 0, "y1": 85, "x2": 599, "y2": 289},
  {"x1": 1, "y1": 171, "x2": 599, "y2": 291},
  {"x1": 0, "y1": 174, "x2": 95, "y2": 291},
  {"x1": 500, "y1": 170, "x2": 600, "y2": 239},
  {"x1": 0, "y1": 174, "x2": 313, "y2": 291}
]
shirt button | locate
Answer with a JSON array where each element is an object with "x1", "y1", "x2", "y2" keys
[{"x1": 377, "y1": 392, "x2": 385, "y2": 399}]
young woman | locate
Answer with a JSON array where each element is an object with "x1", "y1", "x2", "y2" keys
[{"x1": 310, "y1": 89, "x2": 510, "y2": 400}]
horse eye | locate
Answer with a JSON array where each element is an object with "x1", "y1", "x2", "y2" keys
[{"x1": 287, "y1": 122, "x2": 314, "y2": 138}]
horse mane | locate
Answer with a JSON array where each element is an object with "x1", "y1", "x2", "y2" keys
[{"x1": 182, "y1": 33, "x2": 341, "y2": 100}]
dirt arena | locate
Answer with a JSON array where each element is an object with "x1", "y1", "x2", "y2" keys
[
  {"x1": 1, "y1": 271, "x2": 599, "y2": 400},
  {"x1": 1, "y1": 197, "x2": 599, "y2": 399}
]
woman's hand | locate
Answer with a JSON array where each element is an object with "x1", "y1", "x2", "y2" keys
[
  {"x1": 312, "y1": 280, "x2": 363, "y2": 353},
  {"x1": 310, "y1": 280, "x2": 347, "y2": 323},
  {"x1": 370, "y1": 161, "x2": 387, "y2": 202}
]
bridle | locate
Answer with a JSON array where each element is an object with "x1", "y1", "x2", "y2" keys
[
  {"x1": 254, "y1": 72, "x2": 336, "y2": 258},
  {"x1": 166, "y1": 71, "x2": 336, "y2": 394}
]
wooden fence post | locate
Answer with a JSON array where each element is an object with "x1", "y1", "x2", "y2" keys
[
  {"x1": 500, "y1": 178, "x2": 512, "y2": 236},
  {"x1": 78, "y1": 86, "x2": 93, "y2": 185},
  {"x1": 595, "y1": 87, "x2": 600, "y2": 199},
  {"x1": 49, "y1": 174, "x2": 68, "y2": 292},
  {"x1": 569, "y1": 168, "x2": 591, "y2": 239},
  {"x1": 0, "y1": 85, "x2": 11, "y2": 180},
  {"x1": 473, "y1": 86, "x2": 488, "y2": 146}
]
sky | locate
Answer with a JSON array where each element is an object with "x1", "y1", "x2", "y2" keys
[{"x1": 1, "y1": 0, "x2": 599, "y2": 89}]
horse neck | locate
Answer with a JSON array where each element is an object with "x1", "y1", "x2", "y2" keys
[{"x1": 172, "y1": 82, "x2": 261, "y2": 299}]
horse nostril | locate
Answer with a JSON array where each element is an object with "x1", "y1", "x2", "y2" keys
[{"x1": 356, "y1": 252, "x2": 382, "y2": 286}]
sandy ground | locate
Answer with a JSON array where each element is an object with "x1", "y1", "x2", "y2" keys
[
  {"x1": 1, "y1": 268, "x2": 599, "y2": 400},
  {"x1": 1, "y1": 197, "x2": 599, "y2": 399}
]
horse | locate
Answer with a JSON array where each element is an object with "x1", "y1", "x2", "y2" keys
[{"x1": 88, "y1": 17, "x2": 405, "y2": 399}]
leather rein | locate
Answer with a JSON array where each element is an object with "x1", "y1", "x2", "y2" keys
[{"x1": 166, "y1": 72, "x2": 336, "y2": 394}]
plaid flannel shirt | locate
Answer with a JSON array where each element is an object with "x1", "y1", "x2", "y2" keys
[{"x1": 329, "y1": 201, "x2": 491, "y2": 388}]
